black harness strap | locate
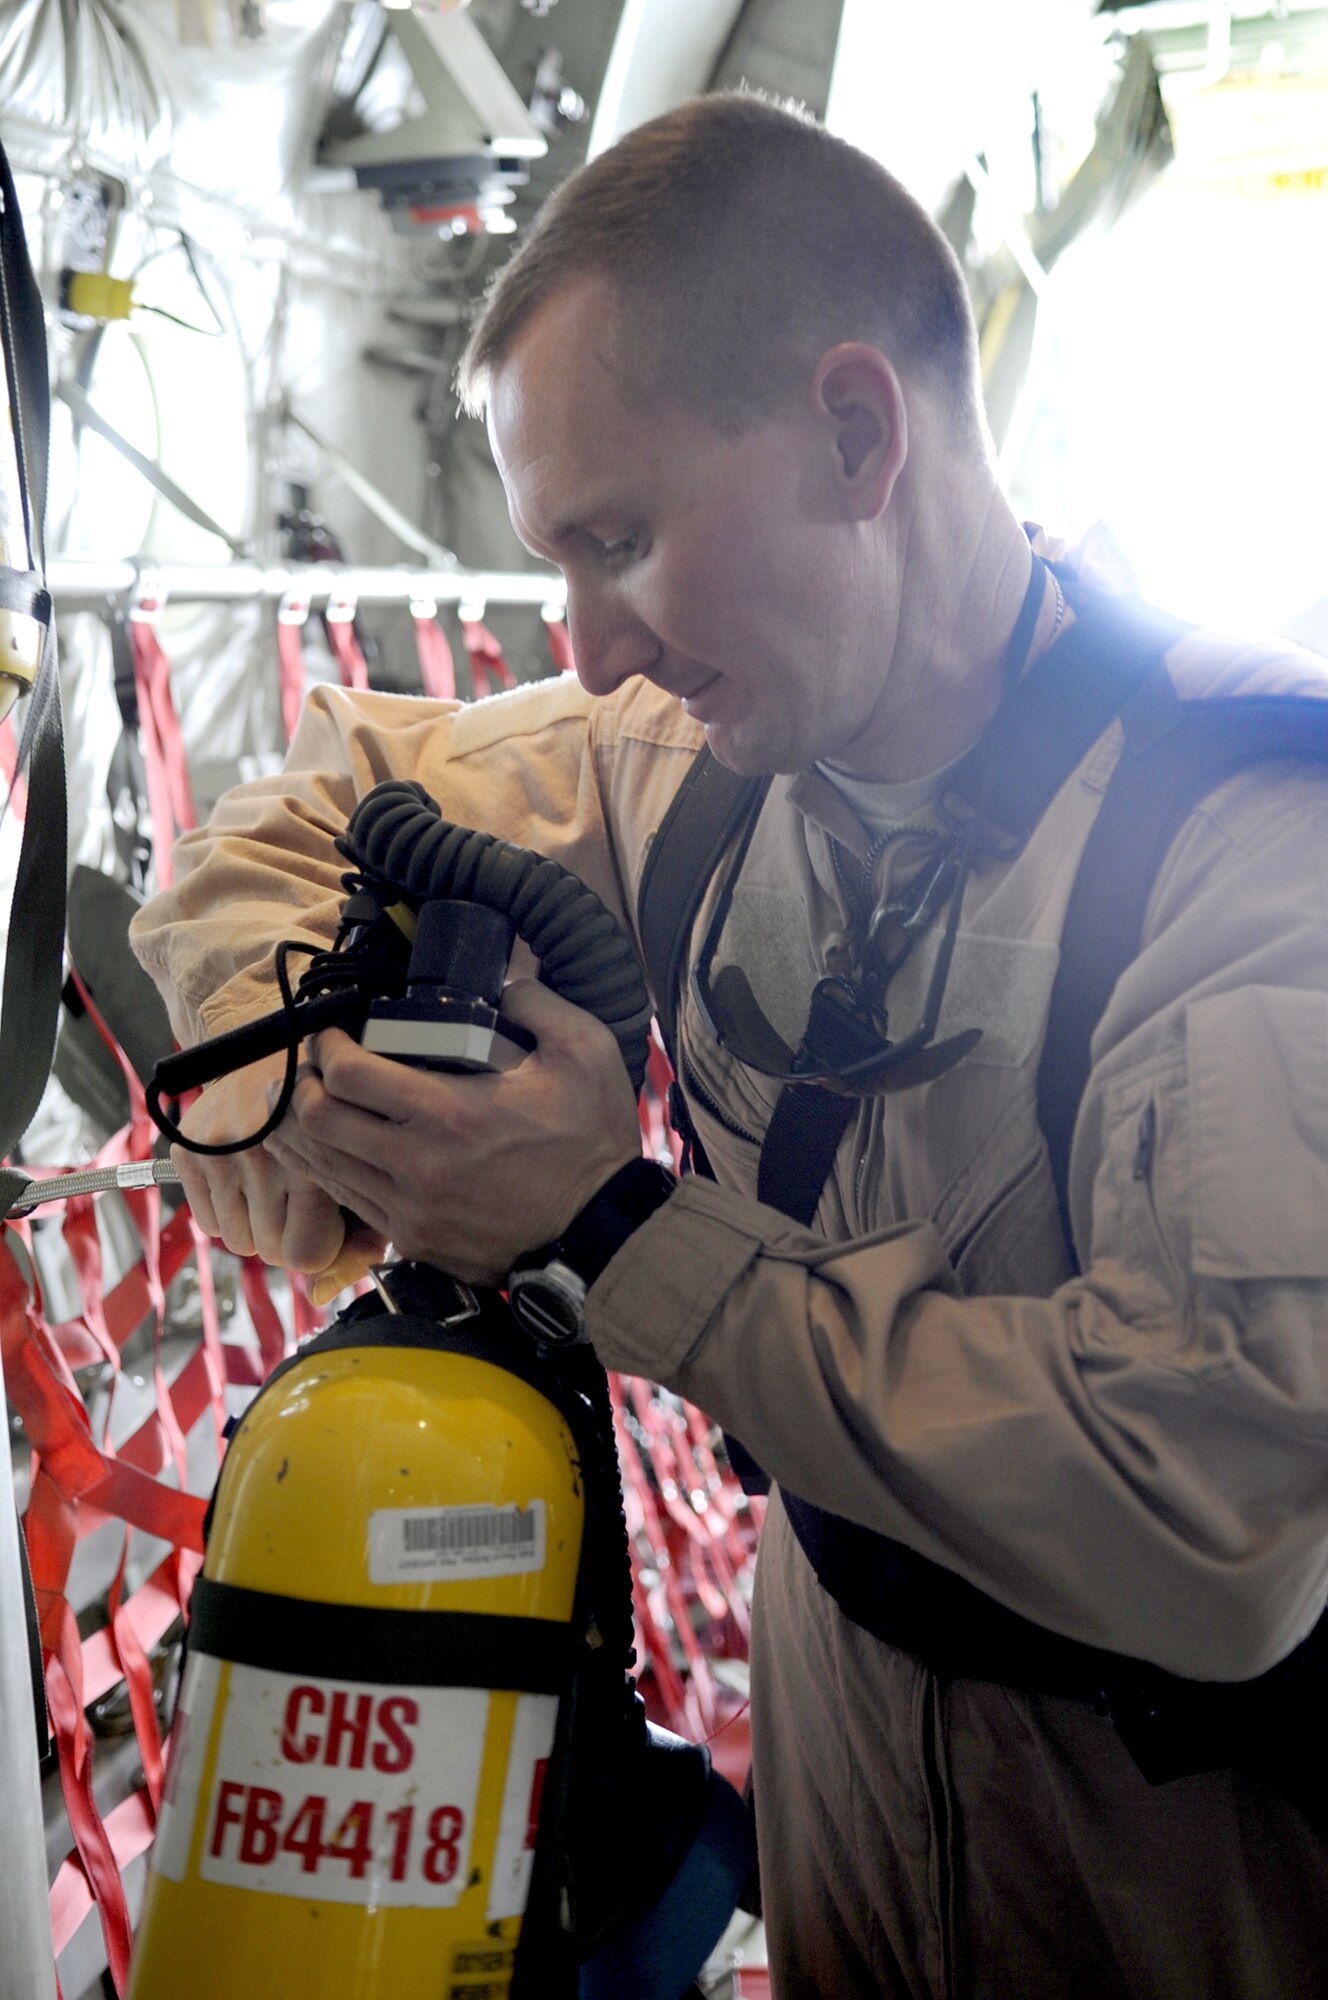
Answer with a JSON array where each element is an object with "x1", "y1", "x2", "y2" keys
[
  {"x1": 633, "y1": 589, "x2": 1328, "y2": 1792},
  {"x1": 637, "y1": 586, "x2": 1185, "y2": 1236},
  {"x1": 636, "y1": 750, "x2": 859, "y2": 1225},
  {"x1": 755, "y1": 1085, "x2": 854, "y2": 1225},
  {"x1": 1040, "y1": 691, "x2": 1328, "y2": 1264},
  {"x1": 637, "y1": 746, "x2": 765, "y2": 1030},
  {"x1": 942, "y1": 577, "x2": 1186, "y2": 849}
]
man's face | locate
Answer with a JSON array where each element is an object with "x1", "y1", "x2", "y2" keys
[{"x1": 486, "y1": 277, "x2": 888, "y2": 776}]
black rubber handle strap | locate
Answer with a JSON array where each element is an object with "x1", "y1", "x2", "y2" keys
[
  {"x1": 151, "y1": 984, "x2": 367, "y2": 1097},
  {"x1": 189, "y1": 1576, "x2": 575, "y2": 1693}
]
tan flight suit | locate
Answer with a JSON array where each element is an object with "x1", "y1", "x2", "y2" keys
[{"x1": 132, "y1": 591, "x2": 1328, "y2": 1997}]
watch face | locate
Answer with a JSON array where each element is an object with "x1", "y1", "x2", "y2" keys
[{"x1": 509, "y1": 1266, "x2": 587, "y2": 1348}]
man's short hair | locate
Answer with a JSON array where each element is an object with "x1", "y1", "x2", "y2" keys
[{"x1": 457, "y1": 91, "x2": 985, "y2": 447}]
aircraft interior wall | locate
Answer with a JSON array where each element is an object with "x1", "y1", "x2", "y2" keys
[{"x1": 1, "y1": 3, "x2": 1325, "y2": 1994}]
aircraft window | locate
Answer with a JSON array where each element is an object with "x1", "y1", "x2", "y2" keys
[
  {"x1": 57, "y1": 331, "x2": 158, "y2": 559},
  {"x1": 53, "y1": 242, "x2": 251, "y2": 569}
]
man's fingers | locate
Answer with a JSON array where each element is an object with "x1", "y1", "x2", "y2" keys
[
  {"x1": 497, "y1": 976, "x2": 587, "y2": 1039},
  {"x1": 280, "y1": 1179, "x2": 353, "y2": 1273},
  {"x1": 263, "y1": 1134, "x2": 394, "y2": 1243},
  {"x1": 171, "y1": 1145, "x2": 220, "y2": 1238},
  {"x1": 305, "y1": 1030, "x2": 418, "y2": 1122},
  {"x1": 204, "y1": 1174, "x2": 258, "y2": 1259}
]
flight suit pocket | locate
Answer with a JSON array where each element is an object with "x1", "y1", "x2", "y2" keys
[{"x1": 1186, "y1": 985, "x2": 1328, "y2": 1279}]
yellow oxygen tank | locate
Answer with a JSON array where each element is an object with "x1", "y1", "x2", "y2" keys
[{"x1": 128, "y1": 1274, "x2": 585, "y2": 2000}]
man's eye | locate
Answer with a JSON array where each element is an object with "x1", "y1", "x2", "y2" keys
[{"x1": 592, "y1": 530, "x2": 641, "y2": 561}]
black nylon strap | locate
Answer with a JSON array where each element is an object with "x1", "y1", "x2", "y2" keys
[
  {"x1": 755, "y1": 1084, "x2": 854, "y2": 1224},
  {"x1": 0, "y1": 138, "x2": 67, "y2": 1165},
  {"x1": 0, "y1": 565, "x2": 50, "y2": 622},
  {"x1": 1039, "y1": 692, "x2": 1328, "y2": 1264},
  {"x1": 15, "y1": 1513, "x2": 50, "y2": 1762},
  {"x1": 636, "y1": 747, "x2": 765, "y2": 1025},
  {"x1": 189, "y1": 1576, "x2": 574, "y2": 1692},
  {"x1": 107, "y1": 602, "x2": 139, "y2": 728},
  {"x1": 943, "y1": 581, "x2": 1186, "y2": 850}
]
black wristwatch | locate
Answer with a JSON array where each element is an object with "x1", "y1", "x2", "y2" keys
[{"x1": 507, "y1": 1158, "x2": 678, "y2": 1346}]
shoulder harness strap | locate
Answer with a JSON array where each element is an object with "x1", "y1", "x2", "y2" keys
[
  {"x1": 636, "y1": 747, "x2": 766, "y2": 1061},
  {"x1": 1039, "y1": 683, "x2": 1328, "y2": 1267}
]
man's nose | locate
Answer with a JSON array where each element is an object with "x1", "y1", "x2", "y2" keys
[{"x1": 564, "y1": 579, "x2": 659, "y2": 696}]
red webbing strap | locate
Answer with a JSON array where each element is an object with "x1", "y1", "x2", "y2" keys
[
  {"x1": 2, "y1": 1235, "x2": 122, "y2": 1508},
  {"x1": 49, "y1": 1783, "x2": 155, "y2": 1960},
  {"x1": 0, "y1": 710, "x2": 29, "y2": 815},
  {"x1": 412, "y1": 610, "x2": 456, "y2": 699},
  {"x1": 610, "y1": 1360, "x2": 763, "y2": 1747},
  {"x1": 67, "y1": 965, "x2": 225, "y2": 1480},
  {"x1": 1, "y1": 1192, "x2": 208, "y2": 1536},
  {"x1": 46, "y1": 1602, "x2": 136, "y2": 1992},
  {"x1": 81, "y1": 1552, "x2": 192, "y2": 1707},
  {"x1": 129, "y1": 607, "x2": 196, "y2": 889},
  {"x1": 460, "y1": 616, "x2": 515, "y2": 697},
  {"x1": 241, "y1": 1254, "x2": 289, "y2": 1376},
  {"x1": 5, "y1": 1226, "x2": 140, "y2": 1988},
  {"x1": 613, "y1": 1377, "x2": 720, "y2": 1741},
  {"x1": 631, "y1": 1383, "x2": 747, "y2": 1634},
  {"x1": 8, "y1": 1177, "x2": 314, "y2": 1996},
  {"x1": 639, "y1": 1034, "x2": 681, "y2": 1169},
  {"x1": 98, "y1": 1082, "x2": 178, "y2": 1813},
  {"x1": 0, "y1": 1226, "x2": 209, "y2": 1547},
  {"x1": 276, "y1": 609, "x2": 308, "y2": 742},
  {"x1": 107, "y1": 1533, "x2": 167, "y2": 1809},
  {"x1": 544, "y1": 617, "x2": 576, "y2": 677},
  {"x1": 611, "y1": 1378, "x2": 689, "y2": 1724},
  {"x1": 100, "y1": 1204, "x2": 196, "y2": 1347},
  {"x1": 326, "y1": 613, "x2": 370, "y2": 690},
  {"x1": 55, "y1": 1180, "x2": 168, "y2": 1806},
  {"x1": 61, "y1": 1193, "x2": 120, "y2": 1392},
  {"x1": 188, "y1": 1219, "x2": 231, "y2": 1449}
]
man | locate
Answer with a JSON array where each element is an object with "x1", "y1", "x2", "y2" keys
[{"x1": 132, "y1": 94, "x2": 1328, "y2": 1998}]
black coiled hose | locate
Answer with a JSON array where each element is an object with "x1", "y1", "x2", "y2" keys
[{"x1": 341, "y1": 778, "x2": 654, "y2": 1095}]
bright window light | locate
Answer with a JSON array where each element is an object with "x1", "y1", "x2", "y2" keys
[
  {"x1": 1019, "y1": 160, "x2": 1328, "y2": 639},
  {"x1": 828, "y1": 3, "x2": 1328, "y2": 643}
]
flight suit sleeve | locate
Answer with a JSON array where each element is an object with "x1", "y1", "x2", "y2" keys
[
  {"x1": 587, "y1": 762, "x2": 1328, "y2": 1683},
  {"x1": 129, "y1": 675, "x2": 627, "y2": 1046}
]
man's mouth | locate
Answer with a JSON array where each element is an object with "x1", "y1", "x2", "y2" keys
[{"x1": 679, "y1": 672, "x2": 722, "y2": 717}]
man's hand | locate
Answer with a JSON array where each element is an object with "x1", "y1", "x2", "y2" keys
[
  {"x1": 261, "y1": 979, "x2": 642, "y2": 1285},
  {"x1": 171, "y1": 1051, "x2": 387, "y2": 1275}
]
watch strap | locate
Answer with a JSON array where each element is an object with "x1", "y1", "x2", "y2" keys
[{"x1": 551, "y1": 1156, "x2": 678, "y2": 1289}]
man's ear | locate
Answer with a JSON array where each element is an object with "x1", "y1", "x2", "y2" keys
[{"x1": 810, "y1": 344, "x2": 907, "y2": 520}]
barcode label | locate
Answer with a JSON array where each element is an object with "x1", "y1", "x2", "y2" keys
[{"x1": 369, "y1": 1502, "x2": 546, "y2": 1582}]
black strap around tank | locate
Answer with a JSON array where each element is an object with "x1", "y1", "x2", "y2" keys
[{"x1": 189, "y1": 1576, "x2": 574, "y2": 1693}]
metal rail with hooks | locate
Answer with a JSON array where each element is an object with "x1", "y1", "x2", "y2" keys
[{"x1": 46, "y1": 558, "x2": 569, "y2": 620}]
